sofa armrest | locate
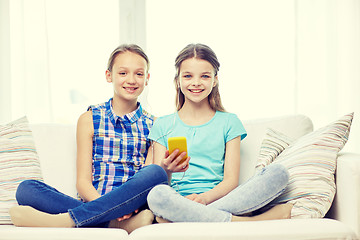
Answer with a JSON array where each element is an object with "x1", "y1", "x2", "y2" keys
[{"x1": 327, "y1": 152, "x2": 360, "y2": 236}]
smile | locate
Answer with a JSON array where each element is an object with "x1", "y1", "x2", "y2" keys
[
  {"x1": 189, "y1": 89, "x2": 204, "y2": 93},
  {"x1": 124, "y1": 87, "x2": 138, "y2": 93}
]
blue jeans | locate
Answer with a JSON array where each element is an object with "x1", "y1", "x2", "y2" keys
[
  {"x1": 147, "y1": 163, "x2": 289, "y2": 222},
  {"x1": 16, "y1": 164, "x2": 168, "y2": 227}
]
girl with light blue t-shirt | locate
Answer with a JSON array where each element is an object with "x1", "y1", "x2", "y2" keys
[{"x1": 147, "y1": 43, "x2": 293, "y2": 222}]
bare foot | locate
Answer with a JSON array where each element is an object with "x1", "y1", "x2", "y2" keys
[
  {"x1": 231, "y1": 203, "x2": 293, "y2": 222},
  {"x1": 108, "y1": 209, "x2": 154, "y2": 233},
  {"x1": 155, "y1": 216, "x2": 171, "y2": 223},
  {"x1": 9, "y1": 205, "x2": 74, "y2": 227}
]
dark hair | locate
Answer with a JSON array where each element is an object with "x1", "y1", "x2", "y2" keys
[
  {"x1": 174, "y1": 43, "x2": 225, "y2": 111},
  {"x1": 107, "y1": 44, "x2": 149, "y2": 72}
]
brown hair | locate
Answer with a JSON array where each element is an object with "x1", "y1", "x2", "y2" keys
[
  {"x1": 107, "y1": 44, "x2": 149, "y2": 72},
  {"x1": 174, "y1": 43, "x2": 225, "y2": 111}
]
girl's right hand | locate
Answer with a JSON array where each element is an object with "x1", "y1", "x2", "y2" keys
[
  {"x1": 116, "y1": 209, "x2": 139, "y2": 222},
  {"x1": 162, "y1": 149, "x2": 190, "y2": 173}
]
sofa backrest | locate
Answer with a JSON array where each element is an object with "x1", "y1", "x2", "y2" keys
[
  {"x1": 29, "y1": 114, "x2": 313, "y2": 197},
  {"x1": 30, "y1": 124, "x2": 77, "y2": 197}
]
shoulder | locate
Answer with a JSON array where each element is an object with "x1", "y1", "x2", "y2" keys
[
  {"x1": 78, "y1": 110, "x2": 92, "y2": 123},
  {"x1": 77, "y1": 111, "x2": 94, "y2": 135},
  {"x1": 150, "y1": 113, "x2": 176, "y2": 134},
  {"x1": 216, "y1": 111, "x2": 241, "y2": 122},
  {"x1": 88, "y1": 101, "x2": 107, "y2": 112},
  {"x1": 216, "y1": 111, "x2": 247, "y2": 140},
  {"x1": 141, "y1": 108, "x2": 155, "y2": 122},
  {"x1": 153, "y1": 113, "x2": 176, "y2": 125}
]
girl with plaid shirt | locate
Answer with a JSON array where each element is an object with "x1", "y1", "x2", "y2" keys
[{"x1": 10, "y1": 44, "x2": 168, "y2": 232}]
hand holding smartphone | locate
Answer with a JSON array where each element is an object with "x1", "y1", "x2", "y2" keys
[{"x1": 167, "y1": 137, "x2": 188, "y2": 165}]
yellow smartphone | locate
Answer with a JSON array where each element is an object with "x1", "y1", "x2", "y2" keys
[{"x1": 167, "y1": 136, "x2": 188, "y2": 165}]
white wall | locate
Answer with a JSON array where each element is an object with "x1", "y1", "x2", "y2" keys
[
  {"x1": 0, "y1": 0, "x2": 11, "y2": 123},
  {"x1": 296, "y1": 0, "x2": 360, "y2": 152},
  {"x1": 145, "y1": 0, "x2": 360, "y2": 153},
  {"x1": 146, "y1": 0, "x2": 296, "y2": 119},
  {"x1": 0, "y1": 0, "x2": 359, "y2": 153}
]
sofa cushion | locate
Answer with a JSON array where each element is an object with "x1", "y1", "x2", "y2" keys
[
  {"x1": 129, "y1": 219, "x2": 357, "y2": 240},
  {"x1": 0, "y1": 117, "x2": 43, "y2": 224},
  {"x1": 0, "y1": 225, "x2": 128, "y2": 240},
  {"x1": 256, "y1": 113, "x2": 353, "y2": 218}
]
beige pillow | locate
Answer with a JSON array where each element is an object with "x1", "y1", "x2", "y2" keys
[
  {"x1": 255, "y1": 113, "x2": 353, "y2": 218},
  {"x1": 0, "y1": 117, "x2": 43, "y2": 224}
]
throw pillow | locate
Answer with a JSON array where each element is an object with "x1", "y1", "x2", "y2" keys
[
  {"x1": 256, "y1": 113, "x2": 353, "y2": 218},
  {"x1": 255, "y1": 128, "x2": 294, "y2": 173},
  {"x1": 0, "y1": 117, "x2": 43, "y2": 224}
]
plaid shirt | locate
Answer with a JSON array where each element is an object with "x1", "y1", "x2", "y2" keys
[{"x1": 89, "y1": 99, "x2": 154, "y2": 195}]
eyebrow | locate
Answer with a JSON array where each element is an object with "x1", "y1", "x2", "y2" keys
[
  {"x1": 117, "y1": 67, "x2": 146, "y2": 71},
  {"x1": 181, "y1": 71, "x2": 212, "y2": 74}
]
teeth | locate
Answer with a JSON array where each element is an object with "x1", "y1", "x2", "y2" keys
[{"x1": 190, "y1": 89, "x2": 203, "y2": 93}]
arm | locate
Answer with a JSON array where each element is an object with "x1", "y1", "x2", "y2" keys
[
  {"x1": 328, "y1": 152, "x2": 360, "y2": 236},
  {"x1": 76, "y1": 111, "x2": 101, "y2": 202},
  {"x1": 144, "y1": 146, "x2": 154, "y2": 166},
  {"x1": 144, "y1": 116, "x2": 157, "y2": 166},
  {"x1": 186, "y1": 136, "x2": 241, "y2": 205}
]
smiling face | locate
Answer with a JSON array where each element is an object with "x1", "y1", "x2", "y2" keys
[
  {"x1": 106, "y1": 51, "x2": 149, "y2": 103},
  {"x1": 178, "y1": 57, "x2": 217, "y2": 107}
]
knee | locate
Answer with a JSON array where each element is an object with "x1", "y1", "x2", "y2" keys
[
  {"x1": 276, "y1": 164, "x2": 289, "y2": 183},
  {"x1": 144, "y1": 164, "x2": 168, "y2": 184},
  {"x1": 147, "y1": 184, "x2": 170, "y2": 209},
  {"x1": 267, "y1": 164, "x2": 289, "y2": 186},
  {"x1": 16, "y1": 180, "x2": 40, "y2": 205}
]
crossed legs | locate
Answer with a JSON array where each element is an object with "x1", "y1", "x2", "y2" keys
[
  {"x1": 10, "y1": 164, "x2": 167, "y2": 232},
  {"x1": 148, "y1": 164, "x2": 292, "y2": 222}
]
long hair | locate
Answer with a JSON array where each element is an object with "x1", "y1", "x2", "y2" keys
[
  {"x1": 107, "y1": 44, "x2": 150, "y2": 72},
  {"x1": 174, "y1": 43, "x2": 225, "y2": 112}
]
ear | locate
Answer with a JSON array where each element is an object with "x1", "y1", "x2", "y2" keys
[
  {"x1": 105, "y1": 70, "x2": 112, "y2": 83},
  {"x1": 145, "y1": 73, "x2": 150, "y2": 86},
  {"x1": 213, "y1": 76, "x2": 218, "y2": 87},
  {"x1": 175, "y1": 77, "x2": 180, "y2": 89}
]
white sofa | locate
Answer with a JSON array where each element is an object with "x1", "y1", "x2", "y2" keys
[{"x1": 0, "y1": 114, "x2": 359, "y2": 240}]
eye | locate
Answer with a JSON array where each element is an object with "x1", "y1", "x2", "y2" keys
[
  {"x1": 119, "y1": 72, "x2": 127, "y2": 76},
  {"x1": 202, "y1": 74, "x2": 211, "y2": 79},
  {"x1": 137, "y1": 72, "x2": 145, "y2": 77},
  {"x1": 183, "y1": 74, "x2": 192, "y2": 79}
]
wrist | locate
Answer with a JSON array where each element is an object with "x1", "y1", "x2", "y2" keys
[{"x1": 198, "y1": 193, "x2": 209, "y2": 205}]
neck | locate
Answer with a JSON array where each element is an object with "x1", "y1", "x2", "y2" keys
[
  {"x1": 178, "y1": 101, "x2": 215, "y2": 125},
  {"x1": 111, "y1": 96, "x2": 138, "y2": 117}
]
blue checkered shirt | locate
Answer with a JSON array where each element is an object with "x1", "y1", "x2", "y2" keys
[{"x1": 88, "y1": 98, "x2": 154, "y2": 195}]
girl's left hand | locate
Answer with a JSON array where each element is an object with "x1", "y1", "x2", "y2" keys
[{"x1": 185, "y1": 193, "x2": 207, "y2": 205}]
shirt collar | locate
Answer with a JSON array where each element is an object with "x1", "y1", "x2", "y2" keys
[{"x1": 106, "y1": 98, "x2": 142, "y2": 125}]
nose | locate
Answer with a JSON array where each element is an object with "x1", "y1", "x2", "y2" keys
[
  {"x1": 126, "y1": 74, "x2": 136, "y2": 84},
  {"x1": 192, "y1": 77, "x2": 201, "y2": 86}
]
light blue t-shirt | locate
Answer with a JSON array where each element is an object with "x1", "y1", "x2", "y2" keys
[{"x1": 149, "y1": 111, "x2": 247, "y2": 196}]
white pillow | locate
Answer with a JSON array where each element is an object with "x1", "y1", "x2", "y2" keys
[
  {"x1": 0, "y1": 117, "x2": 43, "y2": 224},
  {"x1": 255, "y1": 113, "x2": 353, "y2": 218}
]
